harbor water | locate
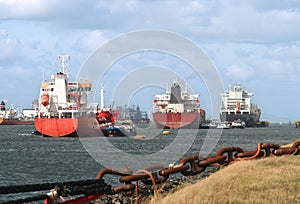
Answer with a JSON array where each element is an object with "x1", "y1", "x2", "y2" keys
[{"x1": 0, "y1": 124, "x2": 299, "y2": 189}]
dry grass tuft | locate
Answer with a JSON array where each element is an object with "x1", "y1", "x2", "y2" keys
[
  {"x1": 281, "y1": 139, "x2": 300, "y2": 148},
  {"x1": 147, "y1": 156, "x2": 300, "y2": 204}
]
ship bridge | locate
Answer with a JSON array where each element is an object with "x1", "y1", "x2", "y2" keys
[{"x1": 220, "y1": 85, "x2": 253, "y2": 115}]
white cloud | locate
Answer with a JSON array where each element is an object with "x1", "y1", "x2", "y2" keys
[
  {"x1": 0, "y1": 64, "x2": 31, "y2": 77},
  {"x1": 0, "y1": 29, "x2": 20, "y2": 60},
  {"x1": 266, "y1": 46, "x2": 300, "y2": 62},
  {"x1": 226, "y1": 64, "x2": 254, "y2": 81},
  {"x1": 0, "y1": 0, "x2": 55, "y2": 19},
  {"x1": 1, "y1": 0, "x2": 300, "y2": 121},
  {"x1": 255, "y1": 59, "x2": 295, "y2": 76},
  {"x1": 73, "y1": 30, "x2": 107, "y2": 52},
  {"x1": 1, "y1": 1, "x2": 300, "y2": 43}
]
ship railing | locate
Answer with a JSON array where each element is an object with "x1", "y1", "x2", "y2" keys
[
  {"x1": 221, "y1": 110, "x2": 251, "y2": 114},
  {"x1": 156, "y1": 102, "x2": 169, "y2": 106},
  {"x1": 57, "y1": 109, "x2": 88, "y2": 118},
  {"x1": 185, "y1": 109, "x2": 198, "y2": 113},
  {"x1": 54, "y1": 102, "x2": 79, "y2": 110},
  {"x1": 153, "y1": 108, "x2": 161, "y2": 112}
]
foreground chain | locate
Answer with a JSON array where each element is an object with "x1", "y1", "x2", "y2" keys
[
  {"x1": 96, "y1": 140, "x2": 300, "y2": 203},
  {"x1": 0, "y1": 140, "x2": 299, "y2": 204}
]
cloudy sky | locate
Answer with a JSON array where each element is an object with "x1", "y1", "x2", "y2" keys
[{"x1": 1, "y1": 0, "x2": 300, "y2": 123}]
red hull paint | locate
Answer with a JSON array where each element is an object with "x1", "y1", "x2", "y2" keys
[
  {"x1": 77, "y1": 116, "x2": 105, "y2": 137},
  {"x1": 34, "y1": 118, "x2": 78, "y2": 137},
  {"x1": 35, "y1": 117, "x2": 106, "y2": 137},
  {"x1": 44, "y1": 193, "x2": 103, "y2": 204},
  {"x1": 0, "y1": 118, "x2": 34, "y2": 125},
  {"x1": 153, "y1": 112, "x2": 200, "y2": 129}
]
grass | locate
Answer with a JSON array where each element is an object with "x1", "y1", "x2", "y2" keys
[
  {"x1": 281, "y1": 138, "x2": 300, "y2": 148},
  {"x1": 147, "y1": 155, "x2": 300, "y2": 204}
]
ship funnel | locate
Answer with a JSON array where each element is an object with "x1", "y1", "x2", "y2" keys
[{"x1": 170, "y1": 82, "x2": 182, "y2": 103}]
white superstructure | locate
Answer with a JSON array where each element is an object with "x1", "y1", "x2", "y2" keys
[
  {"x1": 153, "y1": 81, "x2": 200, "y2": 113},
  {"x1": 37, "y1": 55, "x2": 93, "y2": 119},
  {"x1": 220, "y1": 84, "x2": 252, "y2": 114},
  {"x1": 220, "y1": 84, "x2": 261, "y2": 127}
]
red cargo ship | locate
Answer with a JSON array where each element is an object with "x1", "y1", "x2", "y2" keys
[
  {"x1": 152, "y1": 81, "x2": 205, "y2": 129},
  {"x1": 34, "y1": 55, "x2": 102, "y2": 137}
]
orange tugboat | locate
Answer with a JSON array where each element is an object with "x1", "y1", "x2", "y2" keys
[
  {"x1": 34, "y1": 55, "x2": 99, "y2": 137},
  {"x1": 152, "y1": 81, "x2": 205, "y2": 129}
]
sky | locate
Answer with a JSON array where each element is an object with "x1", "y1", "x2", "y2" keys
[{"x1": 1, "y1": 0, "x2": 300, "y2": 123}]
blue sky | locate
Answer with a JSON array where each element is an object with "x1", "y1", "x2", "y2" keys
[{"x1": 1, "y1": 0, "x2": 300, "y2": 123}]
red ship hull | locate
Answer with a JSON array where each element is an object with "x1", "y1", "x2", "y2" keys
[
  {"x1": 0, "y1": 118, "x2": 34, "y2": 125},
  {"x1": 34, "y1": 118, "x2": 78, "y2": 137},
  {"x1": 152, "y1": 112, "x2": 200, "y2": 129},
  {"x1": 34, "y1": 117, "x2": 107, "y2": 137}
]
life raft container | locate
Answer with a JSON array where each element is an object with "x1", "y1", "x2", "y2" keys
[{"x1": 41, "y1": 93, "x2": 50, "y2": 106}]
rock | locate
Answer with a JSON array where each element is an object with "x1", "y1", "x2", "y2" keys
[{"x1": 91, "y1": 168, "x2": 220, "y2": 203}]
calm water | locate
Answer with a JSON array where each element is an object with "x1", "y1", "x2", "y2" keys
[{"x1": 0, "y1": 124, "x2": 299, "y2": 188}]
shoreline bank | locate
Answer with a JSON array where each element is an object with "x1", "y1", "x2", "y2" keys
[
  {"x1": 92, "y1": 139, "x2": 300, "y2": 204},
  {"x1": 147, "y1": 155, "x2": 300, "y2": 204}
]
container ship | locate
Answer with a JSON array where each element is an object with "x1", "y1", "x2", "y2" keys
[
  {"x1": 220, "y1": 84, "x2": 261, "y2": 127},
  {"x1": 152, "y1": 81, "x2": 205, "y2": 129},
  {"x1": 34, "y1": 55, "x2": 102, "y2": 137}
]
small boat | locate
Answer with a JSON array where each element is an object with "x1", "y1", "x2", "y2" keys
[
  {"x1": 199, "y1": 120, "x2": 218, "y2": 129},
  {"x1": 117, "y1": 120, "x2": 136, "y2": 136},
  {"x1": 216, "y1": 122, "x2": 231, "y2": 129},
  {"x1": 102, "y1": 120, "x2": 136, "y2": 137},
  {"x1": 104, "y1": 126, "x2": 123, "y2": 137},
  {"x1": 96, "y1": 108, "x2": 115, "y2": 127},
  {"x1": 231, "y1": 119, "x2": 246, "y2": 129},
  {"x1": 135, "y1": 135, "x2": 145, "y2": 140},
  {"x1": 256, "y1": 121, "x2": 269, "y2": 127}
]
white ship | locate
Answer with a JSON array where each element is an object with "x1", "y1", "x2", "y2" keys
[{"x1": 220, "y1": 84, "x2": 261, "y2": 127}]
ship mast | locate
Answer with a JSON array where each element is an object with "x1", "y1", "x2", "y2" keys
[
  {"x1": 100, "y1": 84, "x2": 104, "y2": 110},
  {"x1": 58, "y1": 55, "x2": 70, "y2": 76}
]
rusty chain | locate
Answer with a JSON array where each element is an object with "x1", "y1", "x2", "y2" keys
[{"x1": 96, "y1": 140, "x2": 300, "y2": 201}]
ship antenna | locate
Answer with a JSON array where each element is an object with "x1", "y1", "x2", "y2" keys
[
  {"x1": 166, "y1": 82, "x2": 168, "y2": 93},
  {"x1": 185, "y1": 81, "x2": 188, "y2": 93},
  {"x1": 58, "y1": 55, "x2": 70, "y2": 75},
  {"x1": 43, "y1": 67, "x2": 45, "y2": 81}
]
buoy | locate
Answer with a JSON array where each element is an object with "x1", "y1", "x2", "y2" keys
[
  {"x1": 135, "y1": 135, "x2": 145, "y2": 140},
  {"x1": 162, "y1": 130, "x2": 171, "y2": 135}
]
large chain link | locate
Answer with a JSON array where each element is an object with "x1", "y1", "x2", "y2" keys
[{"x1": 96, "y1": 141, "x2": 300, "y2": 199}]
